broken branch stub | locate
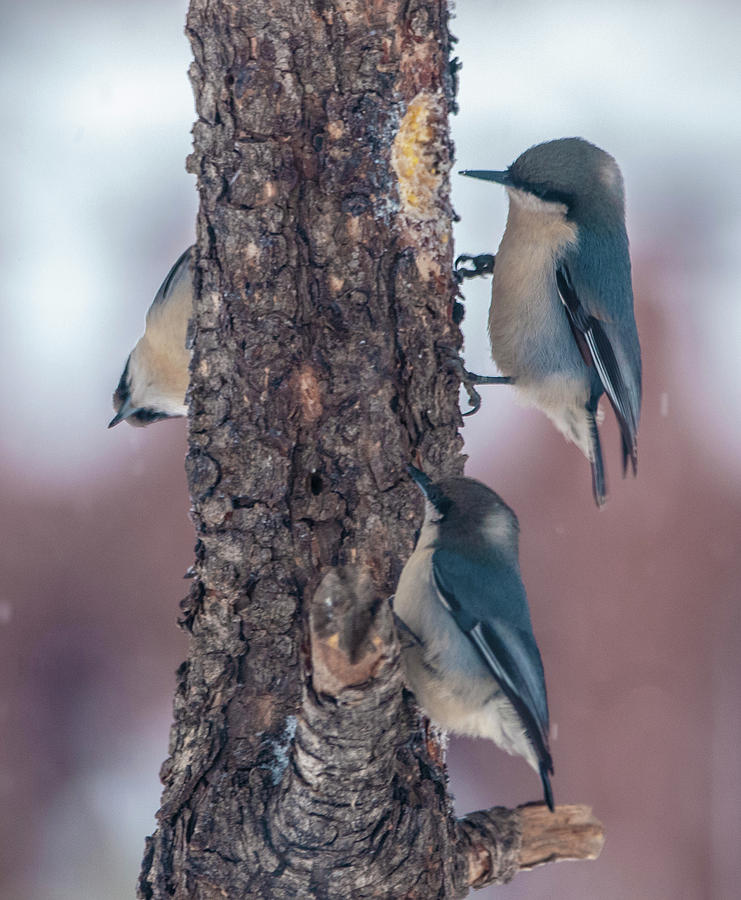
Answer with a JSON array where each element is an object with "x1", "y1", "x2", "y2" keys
[
  {"x1": 454, "y1": 803, "x2": 605, "y2": 892},
  {"x1": 309, "y1": 567, "x2": 396, "y2": 696}
]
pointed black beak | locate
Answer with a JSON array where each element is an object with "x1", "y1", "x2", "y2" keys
[
  {"x1": 459, "y1": 169, "x2": 513, "y2": 186},
  {"x1": 407, "y1": 464, "x2": 435, "y2": 499},
  {"x1": 108, "y1": 395, "x2": 136, "y2": 428},
  {"x1": 407, "y1": 464, "x2": 450, "y2": 514}
]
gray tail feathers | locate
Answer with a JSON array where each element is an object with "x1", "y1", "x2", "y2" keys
[
  {"x1": 540, "y1": 759, "x2": 555, "y2": 812},
  {"x1": 621, "y1": 429, "x2": 638, "y2": 478},
  {"x1": 587, "y1": 409, "x2": 607, "y2": 507}
]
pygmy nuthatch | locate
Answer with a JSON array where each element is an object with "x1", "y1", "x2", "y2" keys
[
  {"x1": 109, "y1": 246, "x2": 194, "y2": 428},
  {"x1": 460, "y1": 138, "x2": 642, "y2": 507},
  {"x1": 395, "y1": 465, "x2": 554, "y2": 809}
]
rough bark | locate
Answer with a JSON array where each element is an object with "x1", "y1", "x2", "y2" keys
[{"x1": 138, "y1": 1, "x2": 603, "y2": 897}]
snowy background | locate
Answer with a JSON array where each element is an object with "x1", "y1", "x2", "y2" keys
[{"x1": 1, "y1": 1, "x2": 740, "y2": 897}]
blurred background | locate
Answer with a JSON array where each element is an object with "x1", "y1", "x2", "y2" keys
[{"x1": 1, "y1": 0, "x2": 739, "y2": 897}]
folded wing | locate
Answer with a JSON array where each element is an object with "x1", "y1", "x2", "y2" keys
[
  {"x1": 557, "y1": 230, "x2": 641, "y2": 475},
  {"x1": 432, "y1": 546, "x2": 553, "y2": 807}
]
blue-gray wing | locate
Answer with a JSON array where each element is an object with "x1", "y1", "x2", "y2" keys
[
  {"x1": 557, "y1": 230, "x2": 641, "y2": 474},
  {"x1": 432, "y1": 547, "x2": 552, "y2": 779},
  {"x1": 149, "y1": 245, "x2": 194, "y2": 313}
]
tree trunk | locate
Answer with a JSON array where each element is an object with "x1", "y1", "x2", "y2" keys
[{"x1": 138, "y1": 1, "x2": 603, "y2": 897}]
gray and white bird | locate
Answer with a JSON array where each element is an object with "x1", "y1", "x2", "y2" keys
[
  {"x1": 395, "y1": 465, "x2": 554, "y2": 810},
  {"x1": 109, "y1": 246, "x2": 194, "y2": 428},
  {"x1": 459, "y1": 138, "x2": 642, "y2": 506}
]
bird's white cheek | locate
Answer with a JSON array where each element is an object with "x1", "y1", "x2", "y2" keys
[{"x1": 482, "y1": 510, "x2": 514, "y2": 545}]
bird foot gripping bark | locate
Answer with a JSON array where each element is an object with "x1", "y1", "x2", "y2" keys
[
  {"x1": 443, "y1": 350, "x2": 514, "y2": 416},
  {"x1": 454, "y1": 253, "x2": 495, "y2": 282}
]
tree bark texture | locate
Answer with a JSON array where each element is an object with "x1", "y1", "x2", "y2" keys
[{"x1": 138, "y1": 1, "x2": 603, "y2": 897}]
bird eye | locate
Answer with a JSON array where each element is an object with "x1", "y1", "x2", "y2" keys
[
  {"x1": 131, "y1": 408, "x2": 171, "y2": 425},
  {"x1": 427, "y1": 495, "x2": 452, "y2": 522}
]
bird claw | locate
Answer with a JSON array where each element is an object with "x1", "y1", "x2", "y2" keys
[
  {"x1": 461, "y1": 380, "x2": 483, "y2": 417},
  {"x1": 443, "y1": 351, "x2": 514, "y2": 416},
  {"x1": 454, "y1": 253, "x2": 495, "y2": 282},
  {"x1": 444, "y1": 352, "x2": 483, "y2": 415}
]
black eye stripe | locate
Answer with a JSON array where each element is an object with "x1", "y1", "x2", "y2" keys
[
  {"x1": 132, "y1": 408, "x2": 172, "y2": 424},
  {"x1": 431, "y1": 493, "x2": 452, "y2": 518},
  {"x1": 508, "y1": 173, "x2": 574, "y2": 209},
  {"x1": 113, "y1": 358, "x2": 131, "y2": 404}
]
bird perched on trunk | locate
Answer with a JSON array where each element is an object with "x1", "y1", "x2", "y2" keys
[
  {"x1": 459, "y1": 138, "x2": 642, "y2": 506},
  {"x1": 109, "y1": 246, "x2": 194, "y2": 428},
  {"x1": 394, "y1": 465, "x2": 554, "y2": 810}
]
